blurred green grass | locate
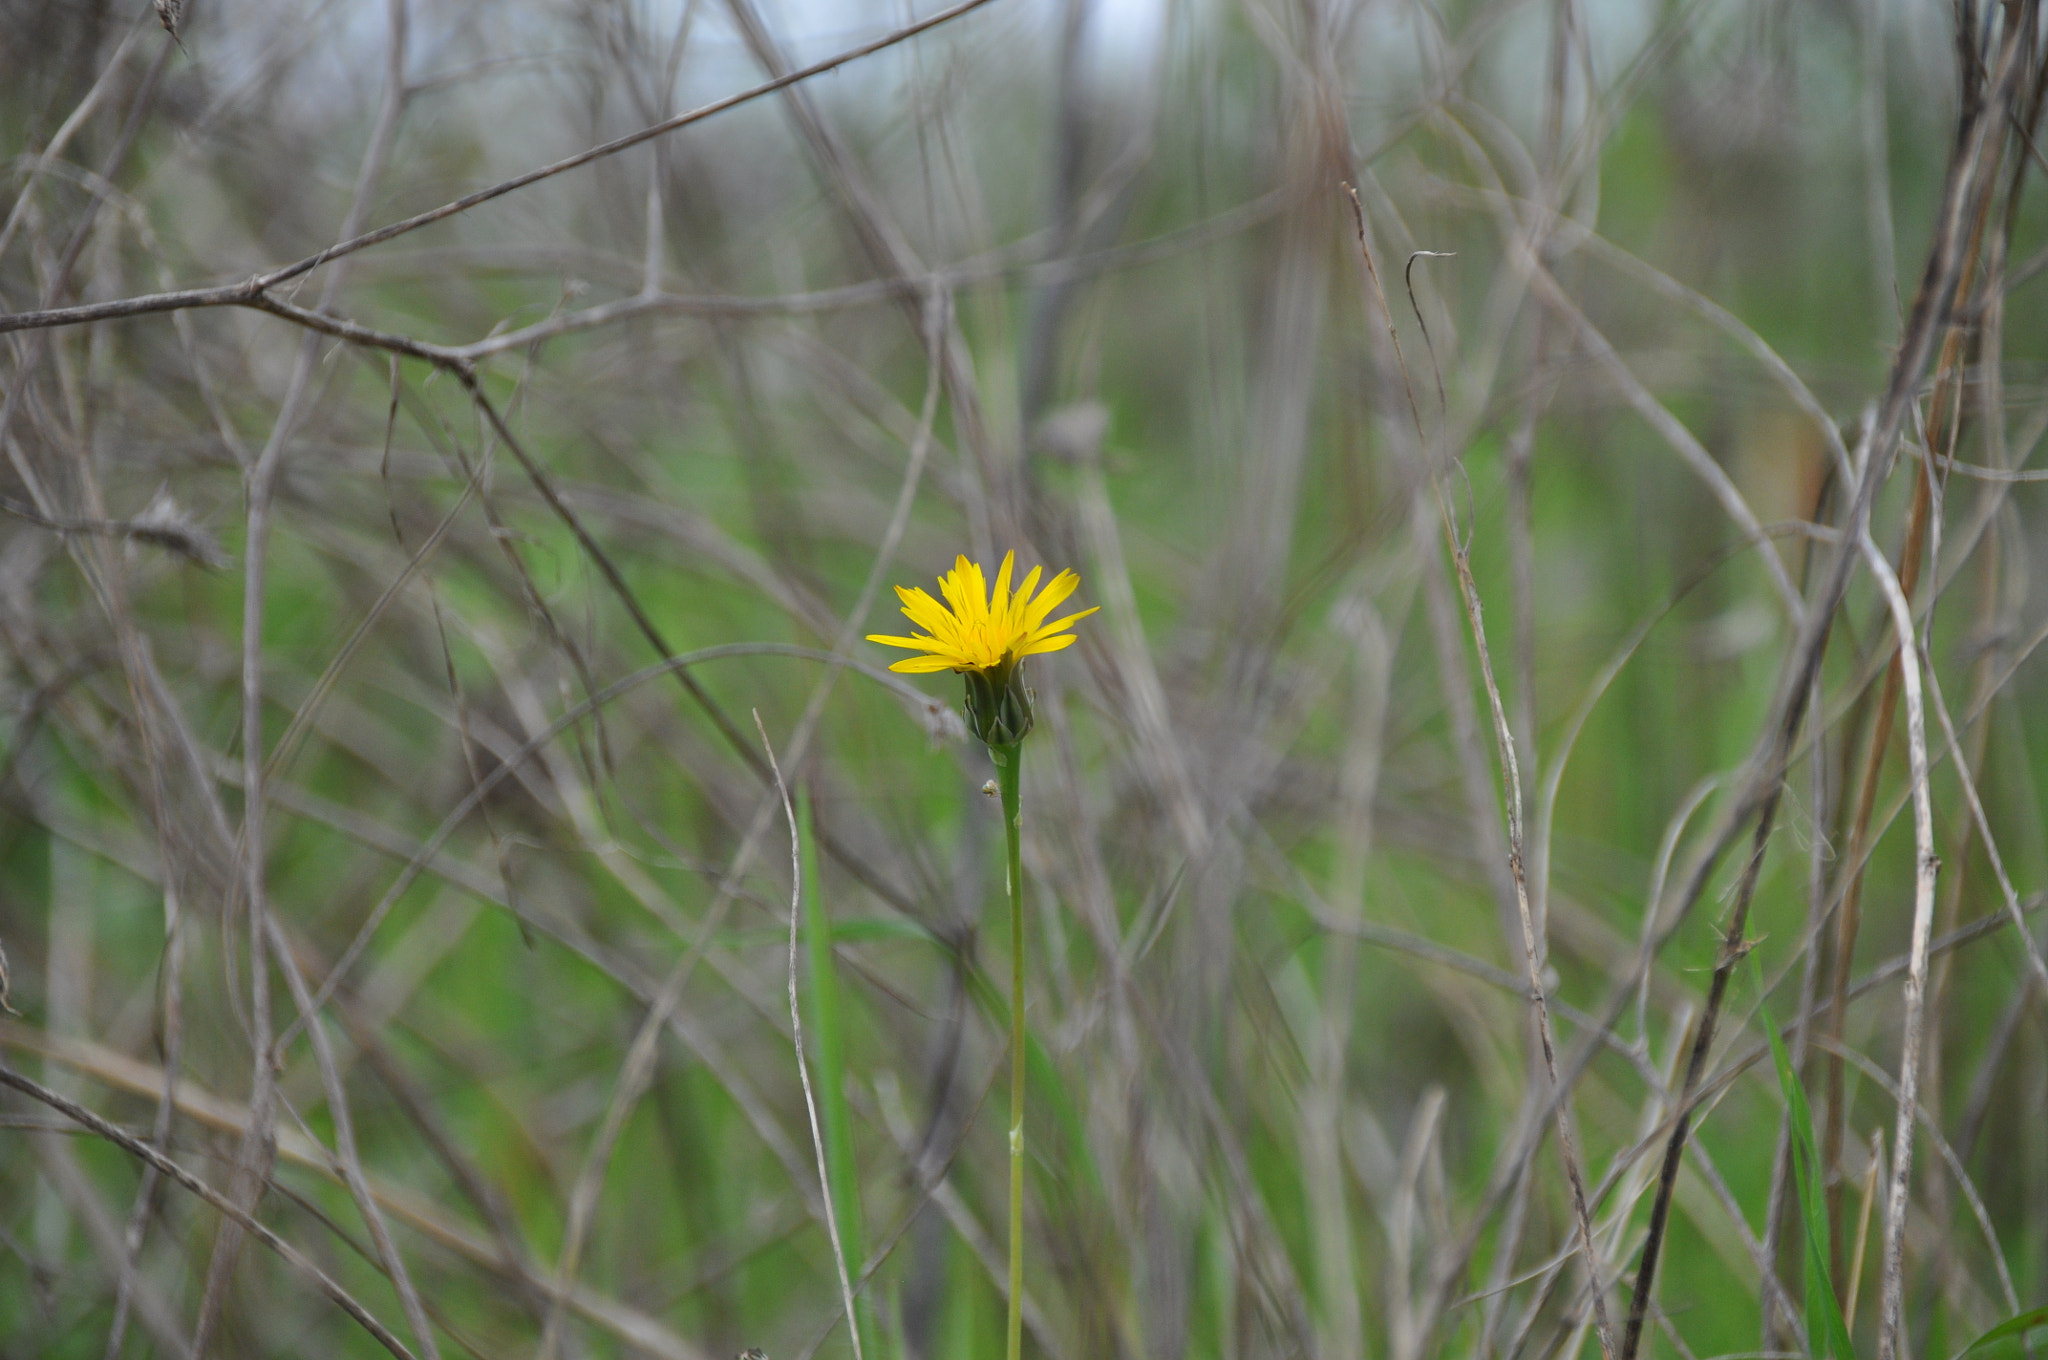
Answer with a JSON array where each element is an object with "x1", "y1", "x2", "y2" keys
[{"x1": 1, "y1": 2, "x2": 2046, "y2": 1359}]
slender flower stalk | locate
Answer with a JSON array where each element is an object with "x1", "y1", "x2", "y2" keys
[
  {"x1": 868, "y1": 552, "x2": 1095, "y2": 1360},
  {"x1": 992, "y1": 738, "x2": 1025, "y2": 1360}
]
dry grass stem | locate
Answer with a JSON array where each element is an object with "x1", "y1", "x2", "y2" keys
[{"x1": 3, "y1": 4, "x2": 2046, "y2": 1358}]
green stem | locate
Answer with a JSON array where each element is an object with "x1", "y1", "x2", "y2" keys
[{"x1": 994, "y1": 740, "x2": 1025, "y2": 1360}]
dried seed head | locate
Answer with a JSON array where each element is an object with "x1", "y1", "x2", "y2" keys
[
  {"x1": 128, "y1": 486, "x2": 230, "y2": 569},
  {"x1": 154, "y1": 0, "x2": 185, "y2": 43}
]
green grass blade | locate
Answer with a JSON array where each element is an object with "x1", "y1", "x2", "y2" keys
[
  {"x1": 1754, "y1": 959, "x2": 1854, "y2": 1360},
  {"x1": 1953, "y1": 1306, "x2": 2048, "y2": 1360}
]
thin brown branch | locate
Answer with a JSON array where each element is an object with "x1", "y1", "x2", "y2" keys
[
  {"x1": 0, "y1": 0, "x2": 1000, "y2": 342},
  {"x1": 1614, "y1": 25, "x2": 2032, "y2": 1357}
]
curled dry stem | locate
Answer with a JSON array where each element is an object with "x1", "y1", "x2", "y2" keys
[{"x1": 1343, "y1": 181, "x2": 1618, "y2": 1360}]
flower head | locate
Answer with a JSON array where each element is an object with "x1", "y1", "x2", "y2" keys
[
  {"x1": 867, "y1": 552, "x2": 1097, "y2": 676},
  {"x1": 868, "y1": 552, "x2": 1097, "y2": 748}
]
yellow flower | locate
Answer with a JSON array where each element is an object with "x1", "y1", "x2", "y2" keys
[{"x1": 867, "y1": 552, "x2": 1097, "y2": 676}]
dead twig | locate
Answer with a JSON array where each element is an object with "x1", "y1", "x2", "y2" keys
[{"x1": 0, "y1": 0, "x2": 1002, "y2": 342}]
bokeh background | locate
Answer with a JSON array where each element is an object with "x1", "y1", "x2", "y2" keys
[{"x1": 1, "y1": 2, "x2": 2045, "y2": 1359}]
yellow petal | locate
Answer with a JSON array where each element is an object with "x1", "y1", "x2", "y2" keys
[
  {"x1": 1020, "y1": 570, "x2": 1080, "y2": 631},
  {"x1": 960, "y1": 557, "x2": 987, "y2": 616},
  {"x1": 939, "y1": 559, "x2": 986, "y2": 629},
  {"x1": 1019, "y1": 631, "x2": 1079, "y2": 656},
  {"x1": 1026, "y1": 605, "x2": 1100, "y2": 643},
  {"x1": 896, "y1": 588, "x2": 958, "y2": 639},
  {"x1": 1007, "y1": 565, "x2": 1043, "y2": 636},
  {"x1": 991, "y1": 550, "x2": 1015, "y2": 620},
  {"x1": 889, "y1": 654, "x2": 963, "y2": 673},
  {"x1": 867, "y1": 632, "x2": 942, "y2": 651}
]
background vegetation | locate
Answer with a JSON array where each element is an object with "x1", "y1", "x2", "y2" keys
[{"x1": 0, "y1": 2, "x2": 2044, "y2": 1359}]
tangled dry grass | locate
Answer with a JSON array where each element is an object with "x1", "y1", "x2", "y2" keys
[{"x1": 1, "y1": 2, "x2": 2045, "y2": 1359}]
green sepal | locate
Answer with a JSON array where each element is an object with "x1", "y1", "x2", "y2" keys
[{"x1": 963, "y1": 656, "x2": 1034, "y2": 747}]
